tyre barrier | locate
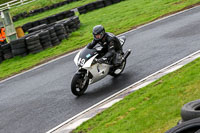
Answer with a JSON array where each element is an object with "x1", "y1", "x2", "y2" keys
[
  {"x1": 54, "y1": 23, "x2": 68, "y2": 41},
  {"x1": 38, "y1": 30, "x2": 53, "y2": 49},
  {"x1": 0, "y1": 46, "x2": 4, "y2": 63},
  {"x1": 165, "y1": 117, "x2": 200, "y2": 133},
  {"x1": 0, "y1": 16, "x2": 81, "y2": 64},
  {"x1": 165, "y1": 99, "x2": 200, "y2": 133},
  {"x1": 10, "y1": 38, "x2": 27, "y2": 57},
  {"x1": 77, "y1": 0, "x2": 122, "y2": 14},
  {"x1": 181, "y1": 99, "x2": 200, "y2": 122},
  {"x1": 28, "y1": 24, "x2": 48, "y2": 34},
  {"x1": 48, "y1": 27, "x2": 60, "y2": 46},
  {"x1": 22, "y1": 10, "x2": 75, "y2": 33},
  {"x1": 1, "y1": 43, "x2": 13, "y2": 60},
  {"x1": 12, "y1": 0, "x2": 81, "y2": 22},
  {"x1": 25, "y1": 34, "x2": 43, "y2": 54}
]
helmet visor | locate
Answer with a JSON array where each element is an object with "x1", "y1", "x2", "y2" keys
[
  {"x1": 94, "y1": 32, "x2": 104, "y2": 40},
  {"x1": 95, "y1": 34, "x2": 102, "y2": 39}
]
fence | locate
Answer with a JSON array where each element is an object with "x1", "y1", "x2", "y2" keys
[{"x1": 0, "y1": 0, "x2": 36, "y2": 11}]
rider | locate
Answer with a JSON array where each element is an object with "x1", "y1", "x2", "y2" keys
[
  {"x1": 0, "y1": 27, "x2": 7, "y2": 45},
  {"x1": 87, "y1": 25, "x2": 122, "y2": 65}
]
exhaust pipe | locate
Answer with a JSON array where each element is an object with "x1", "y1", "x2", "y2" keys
[{"x1": 122, "y1": 49, "x2": 131, "y2": 61}]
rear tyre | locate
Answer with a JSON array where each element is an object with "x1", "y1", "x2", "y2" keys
[
  {"x1": 109, "y1": 60, "x2": 126, "y2": 77},
  {"x1": 71, "y1": 73, "x2": 89, "y2": 96}
]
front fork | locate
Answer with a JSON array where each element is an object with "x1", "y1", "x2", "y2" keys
[{"x1": 76, "y1": 68, "x2": 91, "y2": 88}]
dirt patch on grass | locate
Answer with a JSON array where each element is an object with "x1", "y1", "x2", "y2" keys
[
  {"x1": 153, "y1": 80, "x2": 163, "y2": 87},
  {"x1": 173, "y1": 0, "x2": 186, "y2": 5}
]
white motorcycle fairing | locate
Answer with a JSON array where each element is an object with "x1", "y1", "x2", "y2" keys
[
  {"x1": 87, "y1": 62, "x2": 111, "y2": 84},
  {"x1": 74, "y1": 48, "x2": 111, "y2": 84}
]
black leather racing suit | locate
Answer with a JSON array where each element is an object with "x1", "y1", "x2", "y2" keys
[{"x1": 87, "y1": 32, "x2": 122, "y2": 65}]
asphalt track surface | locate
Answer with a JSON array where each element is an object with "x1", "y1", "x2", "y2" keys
[{"x1": 1, "y1": 6, "x2": 200, "y2": 133}]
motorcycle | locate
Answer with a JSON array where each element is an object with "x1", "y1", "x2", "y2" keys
[{"x1": 71, "y1": 36, "x2": 131, "y2": 96}]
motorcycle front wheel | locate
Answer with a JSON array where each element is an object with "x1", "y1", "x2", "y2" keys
[{"x1": 71, "y1": 73, "x2": 89, "y2": 96}]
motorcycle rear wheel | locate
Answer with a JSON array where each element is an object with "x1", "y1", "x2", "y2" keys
[
  {"x1": 71, "y1": 73, "x2": 89, "y2": 96},
  {"x1": 110, "y1": 60, "x2": 126, "y2": 77}
]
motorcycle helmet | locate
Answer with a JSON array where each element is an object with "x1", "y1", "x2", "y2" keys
[{"x1": 92, "y1": 25, "x2": 105, "y2": 41}]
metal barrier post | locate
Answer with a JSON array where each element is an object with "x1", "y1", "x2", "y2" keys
[{"x1": 0, "y1": 9, "x2": 17, "y2": 42}]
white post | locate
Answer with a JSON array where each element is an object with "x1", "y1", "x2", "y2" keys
[
  {"x1": 20, "y1": 0, "x2": 24, "y2": 4},
  {"x1": 7, "y1": 3, "x2": 10, "y2": 9}
]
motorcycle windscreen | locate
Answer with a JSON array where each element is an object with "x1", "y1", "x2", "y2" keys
[{"x1": 77, "y1": 47, "x2": 97, "y2": 67}]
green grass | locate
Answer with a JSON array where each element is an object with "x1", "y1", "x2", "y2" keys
[
  {"x1": 12, "y1": 0, "x2": 97, "y2": 27},
  {"x1": 0, "y1": 0, "x2": 200, "y2": 80},
  {"x1": 10, "y1": 0, "x2": 69, "y2": 16},
  {"x1": 73, "y1": 57, "x2": 200, "y2": 133}
]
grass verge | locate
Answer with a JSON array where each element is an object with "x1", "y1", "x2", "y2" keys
[
  {"x1": 13, "y1": 0, "x2": 97, "y2": 27},
  {"x1": 0, "y1": 0, "x2": 200, "y2": 80},
  {"x1": 10, "y1": 0, "x2": 70, "y2": 16},
  {"x1": 73, "y1": 57, "x2": 200, "y2": 133}
]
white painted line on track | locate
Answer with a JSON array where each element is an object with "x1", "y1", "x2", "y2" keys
[
  {"x1": 130, "y1": 80, "x2": 155, "y2": 92},
  {"x1": 1, "y1": 5, "x2": 200, "y2": 84},
  {"x1": 47, "y1": 50, "x2": 200, "y2": 133},
  {"x1": 64, "y1": 118, "x2": 90, "y2": 130},
  {"x1": 99, "y1": 98, "x2": 123, "y2": 109},
  {"x1": 163, "y1": 65, "x2": 183, "y2": 74}
]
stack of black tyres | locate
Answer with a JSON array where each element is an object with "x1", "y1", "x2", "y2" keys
[
  {"x1": 77, "y1": 0, "x2": 123, "y2": 15},
  {"x1": 38, "y1": 30, "x2": 52, "y2": 49},
  {"x1": 54, "y1": 24, "x2": 67, "y2": 41},
  {"x1": 77, "y1": 6, "x2": 87, "y2": 14},
  {"x1": 111, "y1": 0, "x2": 121, "y2": 3},
  {"x1": 0, "y1": 46, "x2": 4, "y2": 63},
  {"x1": 60, "y1": 19, "x2": 71, "y2": 33},
  {"x1": 28, "y1": 24, "x2": 48, "y2": 34},
  {"x1": 65, "y1": 10, "x2": 75, "y2": 18},
  {"x1": 39, "y1": 18, "x2": 48, "y2": 25},
  {"x1": 47, "y1": 15, "x2": 57, "y2": 24},
  {"x1": 56, "y1": 12, "x2": 66, "y2": 21},
  {"x1": 181, "y1": 99, "x2": 200, "y2": 123},
  {"x1": 86, "y1": 3, "x2": 95, "y2": 12},
  {"x1": 10, "y1": 38, "x2": 27, "y2": 57},
  {"x1": 22, "y1": 22, "x2": 33, "y2": 33},
  {"x1": 48, "y1": 27, "x2": 60, "y2": 46},
  {"x1": 72, "y1": 16, "x2": 81, "y2": 29},
  {"x1": 68, "y1": 16, "x2": 80, "y2": 32},
  {"x1": 1, "y1": 43, "x2": 13, "y2": 60},
  {"x1": 25, "y1": 34, "x2": 43, "y2": 54},
  {"x1": 165, "y1": 99, "x2": 200, "y2": 133},
  {"x1": 165, "y1": 117, "x2": 200, "y2": 133},
  {"x1": 22, "y1": 10, "x2": 75, "y2": 32},
  {"x1": 12, "y1": 0, "x2": 80, "y2": 22},
  {"x1": 94, "y1": 1, "x2": 105, "y2": 9},
  {"x1": 103, "y1": 0, "x2": 113, "y2": 6},
  {"x1": 32, "y1": 20, "x2": 40, "y2": 27}
]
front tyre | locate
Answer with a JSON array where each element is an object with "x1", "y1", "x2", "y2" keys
[
  {"x1": 110, "y1": 60, "x2": 126, "y2": 77},
  {"x1": 71, "y1": 73, "x2": 89, "y2": 96}
]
